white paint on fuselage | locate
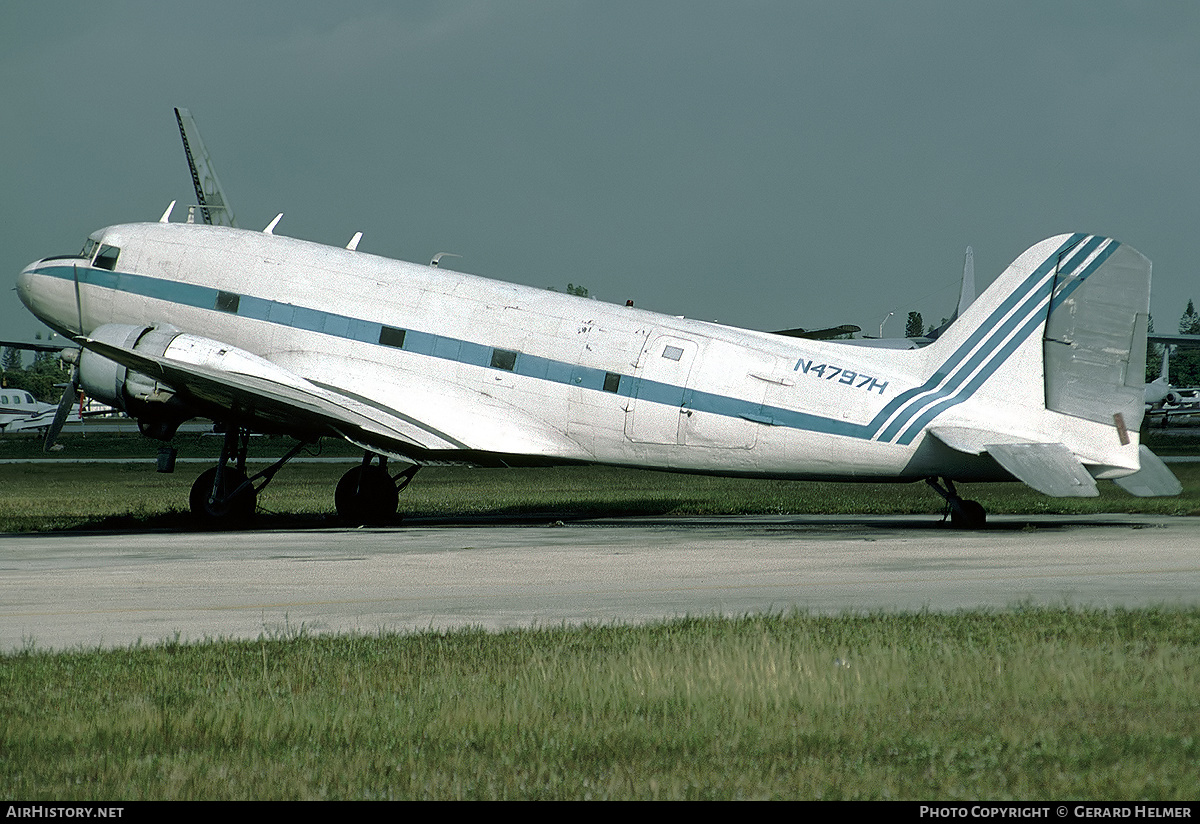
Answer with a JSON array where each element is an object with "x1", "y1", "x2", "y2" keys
[{"x1": 17, "y1": 223, "x2": 1140, "y2": 483}]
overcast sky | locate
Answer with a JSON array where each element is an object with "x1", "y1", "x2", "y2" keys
[{"x1": 3, "y1": 1, "x2": 1199, "y2": 344}]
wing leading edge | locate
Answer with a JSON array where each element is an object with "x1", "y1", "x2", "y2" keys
[{"x1": 77, "y1": 333, "x2": 459, "y2": 459}]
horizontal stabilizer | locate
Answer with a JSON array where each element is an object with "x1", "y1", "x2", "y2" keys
[
  {"x1": 1112, "y1": 445, "x2": 1183, "y2": 497},
  {"x1": 930, "y1": 425, "x2": 1033, "y2": 455},
  {"x1": 984, "y1": 442, "x2": 1099, "y2": 497}
]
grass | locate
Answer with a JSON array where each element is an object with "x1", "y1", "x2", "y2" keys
[
  {"x1": 3, "y1": 432, "x2": 1198, "y2": 799},
  {"x1": 1, "y1": 609, "x2": 1196, "y2": 800},
  {"x1": 3, "y1": 432, "x2": 1200, "y2": 532}
]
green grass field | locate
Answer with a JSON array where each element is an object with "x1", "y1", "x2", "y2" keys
[
  {"x1": 2, "y1": 432, "x2": 1199, "y2": 799},
  {"x1": 3, "y1": 432, "x2": 1200, "y2": 532},
  {"x1": 2, "y1": 610, "x2": 1198, "y2": 800}
]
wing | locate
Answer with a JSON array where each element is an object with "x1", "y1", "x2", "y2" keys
[
  {"x1": 77, "y1": 334, "x2": 461, "y2": 459},
  {"x1": 0, "y1": 337, "x2": 70, "y2": 353},
  {"x1": 771, "y1": 324, "x2": 861, "y2": 340}
]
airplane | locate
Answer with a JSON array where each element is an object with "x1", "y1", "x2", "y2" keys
[
  {"x1": 0, "y1": 387, "x2": 59, "y2": 434},
  {"x1": 13, "y1": 201, "x2": 1183, "y2": 527},
  {"x1": 1143, "y1": 344, "x2": 1200, "y2": 428},
  {"x1": 1144, "y1": 347, "x2": 1195, "y2": 408},
  {"x1": 174, "y1": 107, "x2": 237, "y2": 228},
  {"x1": 847, "y1": 245, "x2": 978, "y2": 350},
  {"x1": 0, "y1": 338, "x2": 78, "y2": 434}
]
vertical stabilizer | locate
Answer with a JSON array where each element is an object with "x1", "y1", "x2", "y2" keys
[
  {"x1": 174, "y1": 108, "x2": 237, "y2": 227},
  {"x1": 926, "y1": 246, "x2": 977, "y2": 340},
  {"x1": 957, "y1": 246, "x2": 976, "y2": 318},
  {"x1": 918, "y1": 233, "x2": 1175, "y2": 496}
]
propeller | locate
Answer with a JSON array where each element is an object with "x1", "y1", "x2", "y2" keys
[
  {"x1": 44, "y1": 265, "x2": 85, "y2": 451},
  {"x1": 43, "y1": 351, "x2": 79, "y2": 452}
]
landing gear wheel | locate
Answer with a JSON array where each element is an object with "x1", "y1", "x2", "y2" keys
[
  {"x1": 926, "y1": 477, "x2": 988, "y2": 530},
  {"x1": 336, "y1": 465, "x2": 399, "y2": 525},
  {"x1": 189, "y1": 466, "x2": 257, "y2": 521},
  {"x1": 950, "y1": 499, "x2": 987, "y2": 530}
]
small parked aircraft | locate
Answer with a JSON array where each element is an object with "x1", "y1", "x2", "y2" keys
[
  {"x1": 1143, "y1": 344, "x2": 1200, "y2": 429},
  {"x1": 14, "y1": 210, "x2": 1182, "y2": 527},
  {"x1": 0, "y1": 388, "x2": 58, "y2": 433},
  {"x1": 0, "y1": 337, "x2": 77, "y2": 434}
]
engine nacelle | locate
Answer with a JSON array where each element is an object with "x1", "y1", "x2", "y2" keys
[
  {"x1": 77, "y1": 323, "x2": 191, "y2": 438},
  {"x1": 78, "y1": 323, "x2": 153, "y2": 409},
  {"x1": 78, "y1": 322, "x2": 316, "y2": 439}
]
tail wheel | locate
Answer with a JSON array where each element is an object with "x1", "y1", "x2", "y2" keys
[
  {"x1": 335, "y1": 465, "x2": 399, "y2": 525},
  {"x1": 189, "y1": 466, "x2": 257, "y2": 521},
  {"x1": 950, "y1": 499, "x2": 987, "y2": 530}
]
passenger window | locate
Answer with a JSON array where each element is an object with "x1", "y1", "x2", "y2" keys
[
  {"x1": 379, "y1": 326, "x2": 407, "y2": 348},
  {"x1": 490, "y1": 349, "x2": 518, "y2": 371},
  {"x1": 215, "y1": 291, "x2": 241, "y2": 313}
]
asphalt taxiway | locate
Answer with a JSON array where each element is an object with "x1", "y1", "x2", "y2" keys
[{"x1": 2, "y1": 514, "x2": 1199, "y2": 651}]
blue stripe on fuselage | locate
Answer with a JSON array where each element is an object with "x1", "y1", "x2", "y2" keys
[{"x1": 30, "y1": 235, "x2": 1108, "y2": 446}]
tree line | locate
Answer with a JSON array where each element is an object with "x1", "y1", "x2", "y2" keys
[
  {"x1": 1, "y1": 338, "x2": 68, "y2": 403},
  {"x1": 1163, "y1": 299, "x2": 1200, "y2": 386}
]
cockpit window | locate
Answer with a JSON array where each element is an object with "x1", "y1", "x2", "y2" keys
[
  {"x1": 93, "y1": 244, "x2": 121, "y2": 270},
  {"x1": 80, "y1": 238, "x2": 99, "y2": 260}
]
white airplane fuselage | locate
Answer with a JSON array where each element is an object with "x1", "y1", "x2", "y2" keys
[{"x1": 17, "y1": 223, "x2": 1145, "y2": 486}]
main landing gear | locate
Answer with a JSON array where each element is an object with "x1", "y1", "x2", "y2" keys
[
  {"x1": 925, "y1": 477, "x2": 987, "y2": 530},
  {"x1": 186, "y1": 427, "x2": 420, "y2": 526},
  {"x1": 335, "y1": 454, "x2": 419, "y2": 525},
  {"x1": 188, "y1": 426, "x2": 308, "y2": 523}
]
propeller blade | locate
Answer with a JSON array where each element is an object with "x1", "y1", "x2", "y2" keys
[
  {"x1": 43, "y1": 363, "x2": 79, "y2": 452},
  {"x1": 72, "y1": 264, "x2": 84, "y2": 335}
]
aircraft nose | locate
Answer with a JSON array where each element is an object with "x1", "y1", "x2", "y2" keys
[{"x1": 15, "y1": 260, "x2": 40, "y2": 311}]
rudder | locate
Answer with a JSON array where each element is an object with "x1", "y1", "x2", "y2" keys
[{"x1": 1042, "y1": 237, "x2": 1150, "y2": 434}]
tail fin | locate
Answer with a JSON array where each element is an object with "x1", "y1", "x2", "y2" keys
[
  {"x1": 911, "y1": 234, "x2": 1176, "y2": 496},
  {"x1": 174, "y1": 107, "x2": 237, "y2": 227},
  {"x1": 926, "y1": 246, "x2": 977, "y2": 340},
  {"x1": 924, "y1": 234, "x2": 1148, "y2": 426}
]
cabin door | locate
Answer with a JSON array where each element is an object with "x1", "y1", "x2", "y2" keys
[{"x1": 624, "y1": 334, "x2": 698, "y2": 444}]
